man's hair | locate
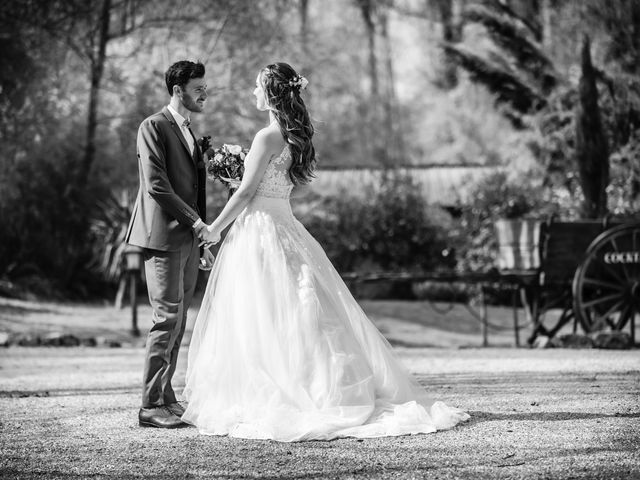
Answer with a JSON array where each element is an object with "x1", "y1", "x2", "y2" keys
[{"x1": 165, "y1": 60, "x2": 205, "y2": 96}]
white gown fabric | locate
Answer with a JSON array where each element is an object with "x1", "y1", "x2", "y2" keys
[{"x1": 182, "y1": 146, "x2": 469, "y2": 441}]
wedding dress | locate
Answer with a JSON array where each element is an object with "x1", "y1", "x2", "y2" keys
[{"x1": 182, "y1": 146, "x2": 469, "y2": 441}]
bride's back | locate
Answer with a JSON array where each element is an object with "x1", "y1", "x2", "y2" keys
[{"x1": 254, "y1": 145, "x2": 294, "y2": 200}]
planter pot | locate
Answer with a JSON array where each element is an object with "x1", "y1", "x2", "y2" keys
[{"x1": 494, "y1": 219, "x2": 541, "y2": 271}]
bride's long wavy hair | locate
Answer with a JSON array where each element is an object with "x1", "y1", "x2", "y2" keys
[{"x1": 260, "y1": 63, "x2": 316, "y2": 185}]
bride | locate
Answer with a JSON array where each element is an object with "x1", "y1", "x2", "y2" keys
[{"x1": 182, "y1": 62, "x2": 469, "y2": 441}]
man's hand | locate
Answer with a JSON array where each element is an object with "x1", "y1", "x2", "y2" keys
[
  {"x1": 198, "y1": 247, "x2": 215, "y2": 271},
  {"x1": 194, "y1": 221, "x2": 207, "y2": 241},
  {"x1": 200, "y1": 225, "x2": 221, "y2": 247}
]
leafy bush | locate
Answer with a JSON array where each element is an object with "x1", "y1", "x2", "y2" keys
[
  {"x1": 467, "y1": 171, "x2": 547, "y2": 220},
  {"x1": 0, "y1": 146, "x2": 109, "y2": 298},
  {"x1": 608, "y1": 129, "x2": 640, "y2": 216},
  {"x1": 89, "y1": 189, "x2": 137, "y2": 285},
  {"x1": 299, "y1": 171, "x2": 455, "y2": 274},
  {"x1": 454, "y1": 171, "x2": 552, "y2": 273},
  {"x1": 412, "y1": 280, "x2": 471, "y2": 303},
  {"x1": 534, "y1": 74, "x2": 640, "y2": 216}
]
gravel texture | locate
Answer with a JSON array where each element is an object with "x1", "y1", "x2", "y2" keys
[
  {"x1": 1, "y1": 298, "x2": 638, "y2": 479},
  {"x1": 1, "y1": 346, "x2": 638, "y2": 479}
]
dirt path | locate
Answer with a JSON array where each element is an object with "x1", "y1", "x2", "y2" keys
[{"x1": 1, "y1": 346, "x2": 638, "y2": 479}]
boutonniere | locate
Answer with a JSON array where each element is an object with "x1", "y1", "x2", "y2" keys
[{"x1": 197, "y1": 135, "x2": 214, "y2": 156}]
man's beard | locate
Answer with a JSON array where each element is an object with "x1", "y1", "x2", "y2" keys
[{"x1": 181, "y1": 92, "x2": 204, "y2": 113}]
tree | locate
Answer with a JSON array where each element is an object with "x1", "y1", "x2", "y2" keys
[
  {"x1": 356, "y1": 0, "x2": 379, "y2": 98},
  {"x1": 0, "y1": 0, "x2": 150, "y2": 183},
  {"x1": 434, "y1": 0, "x2": 462, "y2": 88},
  {"x1": 443, "y1": 1, "x2": 558, "y2": 126},
  {"x1": 354, "y1": 0, "x2": 403, "y2": 165},
  {"x1": 590, "y1": 0, "x2": 640, "y2": 75},
  {"x1": 575, "y1": 35, "x2": 609, "y2": 218}
]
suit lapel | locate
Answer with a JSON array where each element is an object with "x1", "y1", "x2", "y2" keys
[
  {"x1": 188, "y1": 127, "x2": 205, "y2": 167},
  {"x1": 162, "y1": 107, "x2": 195, "y2": 162}
]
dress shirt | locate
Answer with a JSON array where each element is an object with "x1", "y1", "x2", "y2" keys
[{"x1": 167, "y1": 104, "x2": 195, "y2": 155}]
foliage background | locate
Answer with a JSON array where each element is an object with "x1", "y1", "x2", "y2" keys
[{"x1": 0, "y1": 0, "x2": 638, "y2": 298}]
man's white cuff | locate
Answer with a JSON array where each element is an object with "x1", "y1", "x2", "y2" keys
[{"x1": 192, "y1": 218, "x2": 203, "y2": 229}]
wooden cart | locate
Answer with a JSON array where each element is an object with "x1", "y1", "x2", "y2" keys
[
  {"x1": 506, "y1": 218, "x2": 640, "y2": 345},
  {"x1": 343, "y1": 217, "x2": 639, "y2": 347}
]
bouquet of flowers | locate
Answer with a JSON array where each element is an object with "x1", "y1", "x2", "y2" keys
[{"x1": 198, "y1": 136, "x2": 247, "y2": 189}]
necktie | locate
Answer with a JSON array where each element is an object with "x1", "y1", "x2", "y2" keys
[{"x1": 182, "y1": 119, "x2": 191, "y2": 128}]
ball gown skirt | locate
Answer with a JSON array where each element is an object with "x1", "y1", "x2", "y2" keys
[{"x1": 181, "y1": 190, "x2": 469, "y2": 442}]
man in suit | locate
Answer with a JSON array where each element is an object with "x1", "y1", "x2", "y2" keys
[{"x1": 126, "y1": 60, "x2": 214, "y2": 428}]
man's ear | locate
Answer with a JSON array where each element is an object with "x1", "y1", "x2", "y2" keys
[{"x1": 173, "y1": 84, "x2": 183, "y2": 97}]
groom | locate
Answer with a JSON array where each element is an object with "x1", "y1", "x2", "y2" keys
[{"x1": 126, "y1": 60, "x2": 214, "y2": 428}]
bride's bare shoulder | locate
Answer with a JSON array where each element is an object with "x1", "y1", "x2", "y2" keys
[{"x1": 253, "y1": 124, "x2": 285, "y2": 154}]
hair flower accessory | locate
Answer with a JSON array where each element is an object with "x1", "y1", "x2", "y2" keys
[{"x1": 288, "y1": 74, "x2": 309, "y2": 91}]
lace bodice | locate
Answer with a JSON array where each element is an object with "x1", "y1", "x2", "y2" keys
[{"x1": 254, "y1": 146, "x2": 294, "y2": 199}]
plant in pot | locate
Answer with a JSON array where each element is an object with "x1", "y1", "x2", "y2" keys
[
  {"x1": 489, "y1": 174, "x2": 546, "y2": 272},
  {"x1": 460, "y1": 172, "x2": 547, "y2": 274}
]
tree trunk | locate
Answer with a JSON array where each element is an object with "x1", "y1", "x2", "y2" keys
[
  {"x1": 298, "y1": 0, "x2": 312, "y2": 102},
  {"x1": 575, "y1": 35, "x2": 609, "y2": 219},
  {"x1": 435, "y1": 0, "x2": 461, "y2": 89},
  {"x1": 299, "y1": 0, "x2": 309, "y2": 57},
  {"x1": 357, "y1": 0, "x2": 378, "y2": 98},
  {"x1": 356, "y1": 0, "x2": 387, "y2": 164},
  {"x1": 540, "y1": 0, "x2": 552, "y2": 51},
  {"x1": 379, "y1": 6, "x2": 403, "y2": 165},
  {"x1": 81, "y1": 0, "x2": 111, "y2": 185}
]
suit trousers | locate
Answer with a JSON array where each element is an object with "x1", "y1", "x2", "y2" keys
[{"x1": 141, "y1": 234, "x2": 199, "y2": 408}]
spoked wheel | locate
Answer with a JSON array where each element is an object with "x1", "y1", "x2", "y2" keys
[{"x1": 573, "y1": 224, "x2": 640, "y2": 333}]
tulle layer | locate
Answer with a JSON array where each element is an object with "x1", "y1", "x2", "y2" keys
[{"x1": 182, "y1": 197, "x2": 469, "y2": 441}]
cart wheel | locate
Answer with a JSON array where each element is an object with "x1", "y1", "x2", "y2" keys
[{"x1": 573, "y1": 224, "x2": 640, "y2": 333}]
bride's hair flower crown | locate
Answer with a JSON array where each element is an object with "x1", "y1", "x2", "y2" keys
[{"x1": 288, "y1": 74, "x2": 309, "y2": 91}]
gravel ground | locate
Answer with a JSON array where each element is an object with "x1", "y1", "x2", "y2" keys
[{"x1": 1, "y1": 346, "x2": 639, "y2": 479}]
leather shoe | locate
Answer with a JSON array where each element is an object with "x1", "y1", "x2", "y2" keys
[
  {"x1": 138, "y1": 406, "x2": 185, "y2": 428},
  {"x1": 166, "y1": 401, "x2": 186, "y2": 417}
]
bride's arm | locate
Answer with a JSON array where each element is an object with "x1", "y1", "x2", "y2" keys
[{"x1": 204, "y1": 129, "x2": 279, "y2": 241}]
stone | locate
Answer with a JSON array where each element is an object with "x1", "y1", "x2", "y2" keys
[
  {"x1": 16, "y1": 334, "x2": 41, "y2": 346},
  {"x1": 549, "y1": 336, "x2": 564, "y2": 348},
  {"x1": 593, "y1": 332, "x2": 632, "y2": 350},
  {"x1": 0, "y1": 332, "x2": 10, "y2": 347},
  {"x1": 80, "y1": 337, "x2": 98, "y2": 347},
  {"x1": 532, "y1": 335, "x2": 551, "y2": 348},
  {"x1": 40, "y1": 332, "x2": 81, "y2": 347},
  {"x1": 557, "y1": 334, "x2": 594, "y2": 349}
]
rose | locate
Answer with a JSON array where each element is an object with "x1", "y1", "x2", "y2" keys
[
  {"x1": 224, "y1": 144, "x2": 242, "y2": 155},
  {"x1": 206, "y1": 143, "x2": 248, "y2": 191}
]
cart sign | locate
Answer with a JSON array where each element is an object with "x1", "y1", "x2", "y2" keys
[{"x1": 603, "y1": 251, "x2": 640, "y2": 264}]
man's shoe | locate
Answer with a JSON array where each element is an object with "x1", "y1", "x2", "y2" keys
[
  {"x1": 166, "y1": 401, "x2": 186, "y2": 417},
  {"x1": 138, "y1": 406, "x2": 185, "y2": 428}
]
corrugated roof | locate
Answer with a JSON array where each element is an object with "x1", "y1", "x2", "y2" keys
[{"x1": 310, "y1": 166, "x2": 503, "y2": 205}]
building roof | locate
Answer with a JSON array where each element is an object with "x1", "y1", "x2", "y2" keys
[{"x1": 310, "y1": 165, "x2": 503, "y2": 205}]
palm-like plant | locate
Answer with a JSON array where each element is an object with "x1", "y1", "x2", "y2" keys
[
  {"x1": 443, "y1": 1, "x2": 559, "y2": 126},
  {"x1": 89, "y1": 189, "x2": 136, "y2": 283}
]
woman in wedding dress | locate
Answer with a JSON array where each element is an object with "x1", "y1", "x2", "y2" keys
[{"x1": 182, "y1": 62, "x2": 469, "y2": 441}]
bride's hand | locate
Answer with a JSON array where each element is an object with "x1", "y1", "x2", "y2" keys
[{"x1": 200, "y1": 225, "x2": 221, "y2": 246}]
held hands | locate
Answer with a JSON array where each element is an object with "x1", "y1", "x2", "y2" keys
[
  {"x1": 199, "y1": 248, "x2": 215, "y2": 271},
  {"x1": 198, "y1": 223, "x2": 221, "y2": 248},
  {"x1": 194, "y1": 223, "x2": 219, "y2": 271}
]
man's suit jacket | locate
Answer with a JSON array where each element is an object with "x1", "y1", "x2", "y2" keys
[{"x1": 126, "y1": 107, "x2": 207, "y2": 251}]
